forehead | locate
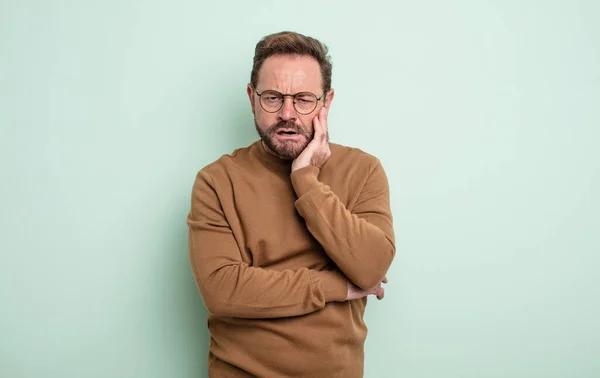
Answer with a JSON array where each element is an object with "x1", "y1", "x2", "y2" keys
[{"x1": 257, "y1": 54, "x2": 322, "y2": 92}]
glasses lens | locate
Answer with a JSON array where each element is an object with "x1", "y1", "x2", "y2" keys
[
  {"x1": 260, "y1": 91, "x2": 283, "y2": 112},
  {"x1": 294, "y1": 93, "x2": 318, "y2": 114}
]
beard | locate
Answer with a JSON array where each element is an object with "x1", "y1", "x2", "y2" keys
[{"x1": 254, "y1": 119, "x2": 313, "y2": 160}]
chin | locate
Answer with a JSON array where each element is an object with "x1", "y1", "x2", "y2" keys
[
  {"x1": 267, "y1": 138, "x2": 307, "y2": 160},
  {"x1": 255, "y1": 118, "x2": 312, "y2": 160}
]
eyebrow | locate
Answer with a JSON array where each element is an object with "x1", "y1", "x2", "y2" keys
[{"x1": 258, "y1": 88, "x2": 320, "y2": 95}]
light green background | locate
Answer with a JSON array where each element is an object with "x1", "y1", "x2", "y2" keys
[{"x1": 1, "y1": 1, "x2": 599, "y2": 377}]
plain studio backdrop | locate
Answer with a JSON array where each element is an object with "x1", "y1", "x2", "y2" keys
[{"x1": 1, "y1": 1, "x2": 598, "y2": 377}]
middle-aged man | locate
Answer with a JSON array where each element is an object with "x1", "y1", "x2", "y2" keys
[{"x1": 187, "y1": 31, "x2": 396, "y2": 377}]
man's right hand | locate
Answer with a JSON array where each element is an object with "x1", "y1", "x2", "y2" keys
[{"x1": 346, "y1": 276, "x2": 388, "y2": 301}]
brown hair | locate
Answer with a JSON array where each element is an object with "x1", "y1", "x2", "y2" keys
[{"x1": 250, "y1": 31, "x2": 333, "y2": 95}]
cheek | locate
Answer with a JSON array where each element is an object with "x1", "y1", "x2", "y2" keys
[
  {"x1": 299, "y1": 115, "x2": 315, "y2": 131},
  {"x1": 255, "y1": 111, "x2": 276, "y2": 127}
]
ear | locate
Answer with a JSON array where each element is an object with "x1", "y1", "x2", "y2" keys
[
  {"x1": 247, "y1": 84, "x2": 256, "y2": 114},
  {"x1": 324, "y1": 88, "x2": 335, "y2": 109}
]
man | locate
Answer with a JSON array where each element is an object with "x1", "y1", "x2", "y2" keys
[{"x1": 187, "y1": 31, "x2": 395, "y2": 377}]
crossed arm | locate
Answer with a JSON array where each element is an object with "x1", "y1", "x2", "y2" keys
[
  {"x1": 187, "y1": 170, "x2": 349, "y2": 319},
  {"x1": 187, "y1": 162, "x2": 394, "y2": 319},
  {"x1": 188, "y1": 109, "x2": 394, "y2": 319},
  {"x1": 290, "y1": 106, "x2": 395, "y2": 289},
  {"x1": 291, "y1": 162, "x2": 395, "y2": 289}
]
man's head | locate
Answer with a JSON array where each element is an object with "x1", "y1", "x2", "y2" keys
[{"x1": 247, "y1": 31, "x2": 334, "y2": 160}]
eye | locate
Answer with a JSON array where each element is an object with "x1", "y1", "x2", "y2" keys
[
  {"x1": 261, "y1": 91, "x2": 282, "y2": 103},
  {"x1": 295, "y1": 94, "x2": 316, "y2": 104}
]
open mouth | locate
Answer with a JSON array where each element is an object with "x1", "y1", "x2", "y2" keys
[{"x1": 276, "y1": 130, "x2": 298, "y2": 136}]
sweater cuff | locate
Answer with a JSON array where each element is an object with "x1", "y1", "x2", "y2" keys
[
  {"x1": 311, "y1": 270, "x2": 347, "y2": 303},
  {"x1": 290, "y1": 166, "x2": 321, "y2": 197}
]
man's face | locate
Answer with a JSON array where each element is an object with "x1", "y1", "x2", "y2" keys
[{"x1": 247, "y1": 54, "x2": 334, "y2": 160}]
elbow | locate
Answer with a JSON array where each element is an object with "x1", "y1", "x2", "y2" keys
[
  {"x1": 201, "y1": 292, "x2": 232, "y2": 317},
  {"x1": 197, "y1": 278, "x2": 232, "y2": 317},
  {"x1": 351, "y1": 274, "x2": 384, "y2": 290},
  {"x1": 196, "y1": 266, "x2": 238, "y2": 317},
  {"x1": 204, "y1": 301, "x2": 226, "y2": 317},
  {"x1": 350, "y1": 243, "x2": 395, "y2": 289},
  {"x1": 349, "y1": 264, "x2": 388, "y2": 289}
]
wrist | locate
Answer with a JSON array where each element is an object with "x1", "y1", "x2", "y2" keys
[
  {"x1": 290, "y1": 166, "x2": 320, "y2": 196},
  {"x1": 291, "y1": 160, "x2": 308, "y2": 173},
  {"x1": 311, "y1": 270, "x2": 347, "y2": 303}
]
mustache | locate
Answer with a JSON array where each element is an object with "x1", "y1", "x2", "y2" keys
[{"x1": 267, "y1": 121, "x2": 311, "y2": 137}]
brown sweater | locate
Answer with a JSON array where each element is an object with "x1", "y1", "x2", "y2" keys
[{"x1": 187, "y1": 140, "x2": 395, "y2": 377}]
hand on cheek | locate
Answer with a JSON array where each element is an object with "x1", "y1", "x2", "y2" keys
[{"x1": 291, "y1": 107, "x2": 331, "y2": 172}]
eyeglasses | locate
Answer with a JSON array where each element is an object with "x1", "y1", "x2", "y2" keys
[{"x1": 253, "y1": 86, "x2": 325, "y2": 115}]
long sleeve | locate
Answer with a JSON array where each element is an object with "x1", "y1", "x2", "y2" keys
[
  {"x1": 187, "y1": 170, "x2": 348, "y2": 319},
  {"x1": 290, "y1": 160, "x2": 395, "y2": 289}
]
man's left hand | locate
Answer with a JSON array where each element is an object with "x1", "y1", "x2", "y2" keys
[{"x1": 291, "y1": 107, "x2": 330, "y2": 172}]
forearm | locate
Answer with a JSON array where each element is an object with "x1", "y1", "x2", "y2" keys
[
  {"x1": 188, "y1": 246, "x2": 347, "y2": 319},
  {"x1": 187, "y1": 170, "x2": 347, "y2": 319},
  {"x1": 294, "y1": 196, "x2": 394, "y2": 289},
  {"x1": 291, "y1": 165, "x2": 395, "y2": 289}
]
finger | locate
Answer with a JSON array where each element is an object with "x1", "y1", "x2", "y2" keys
[
  {"x1": 312, "y1": 111, "x2": 324, "y2": 141},
  {"x1": 312, "y1": 108, "x2": 325, "y2": 141},
  {"x1": 370, "y1": 286, "x2": 381, "y2": 297},
  {"x1": 313, "y1": 107, "x2": 323, "y2": 126},
  {"x1": 320, "y1": 107, "x2": 329, "y2": 142}
]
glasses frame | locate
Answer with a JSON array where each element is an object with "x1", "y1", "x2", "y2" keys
[{"x1": 252, "y1": 86, "x2": 326, "y2": 115}]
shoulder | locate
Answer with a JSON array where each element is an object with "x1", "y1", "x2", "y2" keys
[
  {"x1": 329, "y1": 142, "x2": 382, "y2": 171},
  {"x1": 195, "y1": 143, "x2": 255, "y2": 185}
]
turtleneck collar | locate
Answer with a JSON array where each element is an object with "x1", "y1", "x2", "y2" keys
[{"x1": 252, "y1": 139, "x2": 293, "y2": 173}]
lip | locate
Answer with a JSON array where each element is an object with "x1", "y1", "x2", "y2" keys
[
  {"x1": 275, "y1": 132, "x2": 303, "y2": 141},
  {"x1": 276, "y1": 128, "x2": 298, "y2": 134}
]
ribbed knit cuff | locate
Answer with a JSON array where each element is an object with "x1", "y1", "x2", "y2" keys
[
  {"x1": 290, "y1": 166, "x2": 321, "y2": 197},
  {"x1": 311, "y1": 270, "x2": 347, "y2": 303}
]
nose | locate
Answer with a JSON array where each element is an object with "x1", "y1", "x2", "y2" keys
[{"x1": 278, "y1": 96, "x2": 297, "y2": 121}]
